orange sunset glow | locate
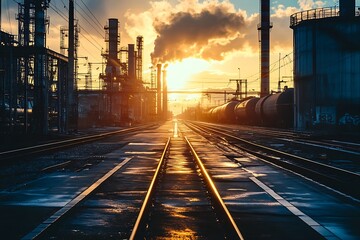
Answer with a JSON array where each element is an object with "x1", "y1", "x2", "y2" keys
[{"x1": 0, "y1": 0, "x2": 347, "y2": 117}]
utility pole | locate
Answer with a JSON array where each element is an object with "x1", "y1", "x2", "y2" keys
[
  {"x1": 278, "y1": 53, "x2": 281, "y2": 92},
  {"x1": 67, "y1": 0, "x2": 76, "y2": 132},
  {"x1": 156, "y1": 64, "x2": 162, "y2": 118},
  {"x1": 162, "y1": 67, "x2": 168, "y2": 120}
]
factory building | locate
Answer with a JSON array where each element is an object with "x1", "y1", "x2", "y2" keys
[
  {"x1": 0, "y1": 0, "x2": 69, "y2": 135},
  {"x1": 291, "y1": 1, "x2": 360, "y2": 131},
  {"x1": 79, "y1": 19, "x2": 156, "y2": 127}
]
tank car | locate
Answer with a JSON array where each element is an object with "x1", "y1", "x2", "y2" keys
[
  {"x1": 234, "y1": 97, "x2": 260, "y2": 124},
  {"x1": 255, "y1": 88, "x2": 294, "y2": 127},
  {"x1": 211, "y1": 100, "x2": 238, "y2": 123}
]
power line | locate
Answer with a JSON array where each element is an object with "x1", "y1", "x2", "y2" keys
[
  {"x1": 74, "y1": 2, "x2": 104, "y2": 37},
  {"x1": 77, "y1": 23, "x2": 103, "y2": 50},
  {"x1": 49, "y1": 4, "x2": 68, "y2": 22},
  {"x1": 80, "y1": 0, "x2": 104, "y2": 30},
  {"x1": 49, "y1": 2, "x2": 102, "y2": 51}
]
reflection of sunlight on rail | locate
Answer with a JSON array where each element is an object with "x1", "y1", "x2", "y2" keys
[{"x1": 173, "y1": 119, "x2": 178, "y2": 138}]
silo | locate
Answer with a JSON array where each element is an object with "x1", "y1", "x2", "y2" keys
[{"x1": 290, "y1": 1, "x2": 360, "y2": 131}]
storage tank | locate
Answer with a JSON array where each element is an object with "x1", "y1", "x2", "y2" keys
[
  {"x1": 234, "y1": 97, "x2": 259, "y2": 124},
  {"x1": 290, "y1": 2, "x2": 360, "y2": 130}
]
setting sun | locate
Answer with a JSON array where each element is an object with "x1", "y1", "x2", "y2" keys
[{"x1": 166, "y1": 58, "x2": 210, "y2": 90}]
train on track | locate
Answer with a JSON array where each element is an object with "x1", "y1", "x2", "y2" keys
[{"x1": 203, "y1": 87, "x2": 294, "y2": 128}]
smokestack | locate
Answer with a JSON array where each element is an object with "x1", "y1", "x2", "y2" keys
[
  {"x1": 258, "y1": 0, "x2": 272, "y2": 97},
  {"x1": 157, "y1": 64, "x2": 162, "y2": 116},
  {"x1": 340, "y1": 0, "x2": 355, "y2": 17},
  {"x1": 128, "y1": 44, "x2": 136, "y2": 82},
  {"x1": 108, "y1": 19, "x2": 119, "y2": 60},
  {"x1": 162, "y1": 68, "x2": 168, "y2": 120}
]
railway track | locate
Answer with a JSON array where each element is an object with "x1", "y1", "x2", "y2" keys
[
  {"x1": 0, "y1": 123, "x2": 157, "y2": 163},
  {"x1": 3, "y1": 120, "x2": 358, "y2": 239},
  {"x1": 201, "y1": 121, "x2": 360, "y2": 153},
  {"x1": 185, "y1": 121, "x2": 360, "y2": 200},
  {"x1": 130, "y1": 136, "x2": 243, "y2": 239},
  {"x1": 20, "y1": 127, "x2": 243, "y2": 239}
]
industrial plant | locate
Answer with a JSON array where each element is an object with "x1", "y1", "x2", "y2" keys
[
  {"x1": 183, "y1": 0, "x2": 360, "y2": 134},
  {"x1": 1, "y1": 0, "x2": 359, "y2": 136},
  {"x1": 1, "y1": 1, "x2": 359, "y2": 239},
  {"x1": 0, "y1": 0, "x2": 167, "y2": 135}
]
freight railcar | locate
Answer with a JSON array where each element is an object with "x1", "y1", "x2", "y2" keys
[
  {"x1": 211, "y1": 100, "x2": 239, "y2": 123},
  {"x1": 234, "y1": 97, "x2": 260, "y2": 125},
  {"x1": 255, "y1": 88, "x2": 294, "y2": 127},
  {"x1": 205, "y1": 88, "x2": 294, "y2": 128}
]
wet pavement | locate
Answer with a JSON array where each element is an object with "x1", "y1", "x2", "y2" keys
[
  {"x1": 181, "y1": 122, "x2": 360, "y2": 239},
  {"x1": 0, "y1": 120, "x2": 358, "y2": 239}
]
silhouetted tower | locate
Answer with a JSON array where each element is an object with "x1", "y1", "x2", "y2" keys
[
  {"x1": 16, "y1": 0, "x2": 34, "y2": 133},
  {"x1": 103, "y1": 19, "x2": 120, "y2": 116},
  {"x1": 136, "y1": 36, "x2": 143, "y2": 82},
  {"x1": 128, "y1": 44, "x2": 135, "y2": 82},
  {"x1": 67, "y1": 0, "x2": 77, "y2": 131},
  {"x1": 17, "y1": 0, "x2": 50, "y2": 134},
  {"x1": 33, "y1": 0, "x2": 50, "y2": 134},
  {"x1": 258, "y1": 0, "x2": 272, "y2": 97}
]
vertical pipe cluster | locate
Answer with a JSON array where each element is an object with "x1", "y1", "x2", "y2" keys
[{"x1": 258, "y1": 0, "x2": 272, "y2": 97}]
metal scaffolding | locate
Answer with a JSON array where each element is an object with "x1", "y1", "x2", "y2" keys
[{"x1": 0, "y1": 0, "x2": 69, "y2": 135}]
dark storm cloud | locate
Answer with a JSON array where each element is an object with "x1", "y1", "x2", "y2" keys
[{"x1": 151, "y1": 6, "x2": 246, "y2": 64}]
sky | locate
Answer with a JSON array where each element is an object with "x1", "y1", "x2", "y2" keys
[{"x1": 1, "y1": 0, "x2": 356, "y2": 114}]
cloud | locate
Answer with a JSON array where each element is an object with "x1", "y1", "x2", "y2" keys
[
  {"x1": 151, "y1": 5, "x2": 246, "y2": 64},
  {"x1": 149, "y1": 0, "x2": 248, "y2": 64},
  {"x1": 123, "y1": 0, "x2": 303, "y2": 65},
  {"x1": 297, "y1": 0, "x2": 325, "y2": 10}
]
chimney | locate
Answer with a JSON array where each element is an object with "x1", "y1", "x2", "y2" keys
[
  {"x1": 128, "y1": 44, "x2": 135, "y2": 82},
  {"x1": 258, "y1": 0, "x2": 272, "y2": 97}
]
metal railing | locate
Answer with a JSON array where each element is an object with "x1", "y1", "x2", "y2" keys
[{"x1": 290, "y1": 6, "x2": 360, "y2": 27}]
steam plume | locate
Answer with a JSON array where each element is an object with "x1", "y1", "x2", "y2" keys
[{"x1": 151, "y1": 4, "x2": 245, "y2": 64}]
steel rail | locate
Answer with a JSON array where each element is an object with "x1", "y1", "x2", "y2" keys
[
  {"x1": 129, "y1": 137, "x2": 171, "y2": 240},
  {"x1": 0, "y1": 124, "x2": 156, "y2": 161},
  {"x1": 21, "y1": 156, "x2": 134, "y2": 240},
  {"x1": 184, "y1": 136, "x2": 244, "y2": 240},
  {"x1": 189, "y1": 122, "x2": 360, "y2": 179},
  {"x1": 185, "y1": 121, "x2": 360, "y2": 199},
  {"x1": 195, "y1": 121, "x2": 359, "y2": 154}
]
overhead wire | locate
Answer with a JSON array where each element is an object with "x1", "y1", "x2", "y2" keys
[
  {"x1": 49, "y1": 1, "x2": 103, "y2": 51},
  {"x1": 74, "y1": 1, "x2": 104, "y2": 37},
  {"x1": 77, "y1": 0, "x2": 104, "y2": 32}
]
